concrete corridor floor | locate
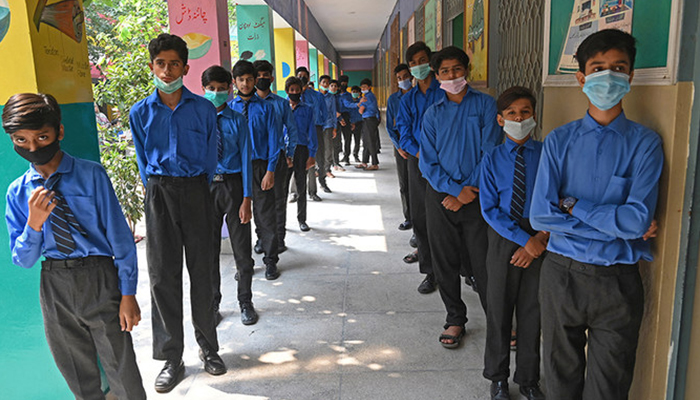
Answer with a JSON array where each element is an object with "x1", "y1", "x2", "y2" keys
[{"x1": 128, "y1": 123, "x2": 533, "y2": 400}]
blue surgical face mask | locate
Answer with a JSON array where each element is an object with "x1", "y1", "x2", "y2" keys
[
  {"x1": 352, "y1": 92, "x2": 360, "y2": 99},
  {"x1": 204, "y1": 90, "x2": 229, "y2": 108},
  {"x1": 582, "y1": 69, "x2": 631, "y2": 111},
  {"x1": 503, "y1": 117, "x2": 537, "y2": 141},
  {"x1": 410, "y1": 63, "x2": 431, "y2": 81},
  {"x1": 398, "y1": 78, "x2": 413, "y2": 91},
  {"x1": 153, "y1": 74, "x2": 183, "y2": 94}
]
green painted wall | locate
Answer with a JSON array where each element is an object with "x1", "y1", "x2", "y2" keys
[{"x1": 344, "y1": 70, "x2": 373, "y2": 88}]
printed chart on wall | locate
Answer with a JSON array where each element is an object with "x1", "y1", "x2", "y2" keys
[
  {"x1": 465, "y1": 0, "x2": 488, "y2": 86},
  {"x1": 557, "y1": 0, "x2": 633, "y2": 73}
]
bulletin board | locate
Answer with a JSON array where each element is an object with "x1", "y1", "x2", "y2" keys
[{"x1": 543, "y1": 0, "x2": 681, "y2": 86}]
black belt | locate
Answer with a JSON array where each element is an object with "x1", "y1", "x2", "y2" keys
[
  {"x1": 149, "y1": 175, "x2": 206, "y2": 184},
  {"x1": 547, "y1": 252, "x2": 638, "y2": 276},
  {"x1": 213, "y1": 173, "x2": 241, "y2": 182},
  {"x1": 42, "y1": 256, "x2": 113, "y2": 270}
]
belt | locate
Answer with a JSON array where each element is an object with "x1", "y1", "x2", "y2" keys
[
  {"x1": 149, "y1": 175, "x2": 206, "y2": 184},
  {"x1": 547, "y1": 252, "x2": 638, "y2": 276},
  {"x1": 213, "y1": 173, "x2": 241, "y2": 182},
  {"x1": 42, "y1": 255, "x2": 113, "y2": 270}
]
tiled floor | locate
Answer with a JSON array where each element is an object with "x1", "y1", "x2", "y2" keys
[{"x1": 128, "y1": 124, "x2": 533, "y2": 400}]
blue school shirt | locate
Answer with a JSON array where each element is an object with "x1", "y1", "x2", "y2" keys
[
  {"x1": 216, "y1": 106, "x2": 253, "y2": 198},
  {"x1": 288, "y1": 102, "x2": 319, "y2": 158},
  {"x1": 338, "y1": 91, "x2": 353, "y2": 114},
  {"x1": 5, "y1": 152, "x2": 138, "y2": 295},
  {"x1": 130, "y1": 87, "x2": 218, "y2": 186},
  {"x1": 340, "y1": 95, "x2": 363, "y2": 123},
  {"x1": 386, "y1": 90, "x2": 404, "y2": 149},
  {"x1": 228, "y1": 95, "x2": 281, "y2": 172},
  {"x1": 258, "y1": 92, "x2": 298, "y2": 158},
  {"x1": 419, "y1": 88, "x2": 502, "y2": 197},
  {"x1": 480, "y1": 137, "x2": 543, "y2": 247},
  {"x1": 530, "y1": 111, "x2": 664, "y2": 266},
  {"x1": 302, "y1": 89, "x2": 327, "y2": 127},
  {"x1": 321, "y1": 91, "x2": 337, "y2": 129},
  {"x1": 359, "y1": 91, "x2": 379, "y2": 119},
  {"x1": 396, "y1": 77, "x2": 444, "y2": 157}
]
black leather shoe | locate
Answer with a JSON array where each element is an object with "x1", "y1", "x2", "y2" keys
[
  {"x1": 310, "y1": 194, "x2": 322, "y2": 202},
  {"x1": 278, "y1": 244, "x2": 287, "y2": 253},
  {"x1": 398, "y1": 220, "x2": 413, "y2": 230},
  {"x1": 289, "y1": 193, "x2": 298, "y2": 203},
  {"x1": 254, "y1": 241, "x2": 263, "y2": 254},
  {"x1": 409, "y1": 234, "x2": 418, "y2": 248},
  {"x1": 215, "y1": 311, "x2": 223, "y2": 326},
  {"x1": 240, "y1": 302, "x2": 259, "y2": 325},
  {"x1": 199, "y1": 348, "x2": 226, "y2": 375},
  {"x1": 520, "y1": 384, "x2": 545, "y2": 400},
  {"x1": 265, "y1": 264, "x2": 280, "y2": 280},
  {"x1": 491, "y1": 381, "x2": 511, "y2": 400},
  {"x1": 417, "y1": 274, "x2": 437, "y2": 294},
  {"x1": 299, "y1": 222, "x2": 310, "y2": 232},
  {"x1": 322, "y1": 185, "x2": 332, "y2": 193},
  {"x1": 154, "y1": 359, "x2": 184, "y2": 393}
]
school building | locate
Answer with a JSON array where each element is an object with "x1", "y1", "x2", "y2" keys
[{"x1": 0, "y1": 0, "x2": 699, "y2": 399}]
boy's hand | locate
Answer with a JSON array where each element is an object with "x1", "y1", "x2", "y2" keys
[
  {"x1": 441, "y1": 195, "x2": 463, "y2": 212},
  {"x1": 397, "y1": 148, "x2": 409, "y2": 159},
  {"x1": 333, "y1": 129, "x2": 337, "y2": 138},
  {"x1": 340, "y1": 119, "x2": 347, "y2": 126},
  {"x1": 534, "y1": 231, "x2": 550, "y2": 247},
  {"x1": 643, "y1": 219, "x2": 658, "y2": 241},
  {"x1": 457, "y1": 186, "x2": 479, "y2": 205},
  {"x1": 524, "y1": 236, "x2": 546, "y2": 258},
  {"x1": 119, "y1": 295, "x2": 141, "y2": 332},
  {"x1": 359, "y1": 97, "x2": 367, "y2": 103},
  {"x1": 351, "y1": 123, "x2": 355, "y2": 130},
  {"x1": 261, "y1": 171, "x2": 275, "y2": 191},
  {"x1": 286, "y1": 156, "x2": 294, "y2": 168},
  {"x1": 511, "y1": 247, "x2": 534, "y2": 268},
  {"x1": 359, "y1": 106, "x2": 366, "y2": 114},
  {"x1": 27, "y1": 187, "x2": 56, "y2": 232},
  {"x1": 239, "y1": 198, "x2": 252, "y2": 224},
  {"x1": 306, "y1": 157, "x2": 316, "y2": 170}
]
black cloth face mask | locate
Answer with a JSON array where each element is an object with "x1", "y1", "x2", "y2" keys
[
  {"x1": 255, "y1": 78, "x2": 272, "y2": 92},
  {"x1": 15, "y1": 138, "x2": 60, "y2": 165}
]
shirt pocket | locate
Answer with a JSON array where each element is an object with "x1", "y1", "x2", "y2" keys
[
  {"x1": 179, "y1": 128, "x2": 209, "y2": 163},
  {"x1": 62, "y1": 195, "x2": 97, "y2": 233},
  {"x1": 601, "y1": 175, "x2": 631, "y2": 205}
]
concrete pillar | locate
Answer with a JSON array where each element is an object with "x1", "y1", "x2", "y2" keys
[
  {"x1": 273, "y1": 27, "x2": 295, "y2": 95},
  {"x1": 295, "y1": 37, "x2": 309, "y2": 70}
]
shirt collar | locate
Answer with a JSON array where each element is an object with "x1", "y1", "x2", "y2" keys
[
  {"x1": 146, "y1": 86, "x2": 196, "y2": 107},
  {"x1": 256, "y1": 91, "x2": 275, "y2": 101},
  {"x1": 433, "y1": 85, "x2": 478, "y2": 107},
  {"x1": 232, "y1": 93, "x2": 260, "y2": 104},
  {"x1": 217, "y1": 106, "x2": 234, "y2": 119},
  {"x1": 580, "y1": 110, "x2": 630, "y2": 136},
  {"x1": 28, "y1": 151, "x2": 74, "y2": 182},
  {"x1": 504, "y1": 136, "x2": 537, "y2": 153}
]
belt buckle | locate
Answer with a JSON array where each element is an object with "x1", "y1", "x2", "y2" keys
[{"x1": 213, "y1": 174, "x2": 224, "y2": 182}]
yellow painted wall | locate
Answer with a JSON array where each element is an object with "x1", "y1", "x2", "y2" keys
[
  {"x1": 273, "y1": 27, "x2": 295, "y2": 93},
  {"x1": 318, "y1": 52, "x2": 325, "y2": 78},
  {"x1": 542, "y1": 83, "x2": 694, "y2": 400}
]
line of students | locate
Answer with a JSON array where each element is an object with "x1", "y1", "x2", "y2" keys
[{"x1": 389, "y1": 30, "x2": 662, "y2": 400}]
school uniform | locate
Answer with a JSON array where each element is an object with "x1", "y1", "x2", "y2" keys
[
  {"x1": 257, "y1": 91, "x2": 299, "y2": 248},
  {"x1": 480, "y1": 137, "x2": 544, "y2": 388},
  {"x1": 386, "y1": 89, "x2": 410, "y2": 222},
  {"x1": 302, "y1": 88, "x2": 328, "y2": 193},
  {"x1": 131, "y1": 86, "x2": 220, "y2": 362},
  {"x1": 210, "y1": 106, "x2": 255, "y2": 308},
  {"x1": 338, "y1": 90, "x2": 356, "y2": 162},
  {"x1": 228, "y1": 94, "x2": 282, "y2": 268},
  {"x1": 6, "y1": 152, "x2": 147, "y2": 400},
  {"x1": 287, "y1": 101, "x2": 318, "y2": 225},
  {"x1": 419, "y1": 87, "x2": 502, "y2": 326},
  {"x1": 530, "y1": 111, "x2": 663, "y2": 400},
  {"x1": 347, "y1": 90, "x2": 380, "y2": 166},
  {"x1": 395, "y1": 77, "x2": 443, "y2": 278},
  {"x1": 342, "y1": 95, "x2": 364, "y2": 160},
  {"x1": 321, "y1": 90, "x2": 338, "y2": 173}
]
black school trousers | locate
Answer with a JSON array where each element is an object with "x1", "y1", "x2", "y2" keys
[
  {"x1": 252, "y1": 159, "x2": 279, "y2": 266},
  {"x1": 361, "y1": 116, "x2": 379, "y2": 166},
  {"x1": 540, "y1": 252, "x2": 643, "y2": 400},
  {"x1": 145, "y1": 175, "x2": 219, "y2": 361},
  {"x1": 394, "y1": 148, "x2": 411, "y2": 222},
  {"x1": 285, "y1": 145, "x2": 310, "y2": 225},
  {"x1": 40, "y1": 257, "x2": 146, "y2": 400},
  {"x1": 483, "y1": 225, "x2": 542, "y2": 386},
  {"x1": 406, "y1": 155, "x2": 433, "y2": 275},
  {"x1": 425, "y1": 184, "x2": 488, "y2": 328},
  {"x1": 211, "y1": 173, "x2": 255, "y2": 305}
]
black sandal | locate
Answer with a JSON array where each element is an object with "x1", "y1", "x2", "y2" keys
[
  {"x1": 439, "y1": 327, "x2": 465, "y2": 349},
  {"x1": 403, "y1": 252, "x2": 419, "y2": 264}
]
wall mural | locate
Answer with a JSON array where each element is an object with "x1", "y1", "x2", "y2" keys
[
  {"x1": 33, "y1": 0, "x2": 84, "y2": 43},
  {"x1": 0, "y1": 0, "x2": 9, "y2": 44}
]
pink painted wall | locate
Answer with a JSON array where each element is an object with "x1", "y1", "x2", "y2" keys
[
  {"x1": 295, "y1": 40, "x2": 309, "y2": 70},
  {"x1": 324, "y1": 57, "x2": 330, "y2": 77}
]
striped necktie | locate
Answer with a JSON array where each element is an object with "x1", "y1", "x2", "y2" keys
[
  {"x1": 242, "y1": 100, "x2": 250, "y2": 122},
  {"x1": 216, "y1": 114, "x2": 223, "y2": 161},
  {"x1": 510, "y1": 146, "x2": 526, "y2": 221},
  {"x1": 42, "y1": 174, "x2": 88, "y2": 255}
]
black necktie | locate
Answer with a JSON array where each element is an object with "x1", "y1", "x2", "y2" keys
[
  {"x1": 216, "y1": 114, "x2": 223, "y2": 161},
  {"x1": 510, "y1": 146, "x2": 526, "y2": 221},
  {"x1": 242, "y1": 100, "x2": 250, "y2": 122},
  {"x1": 41, "y1": 174, "x2": 87, "y2": 255}
]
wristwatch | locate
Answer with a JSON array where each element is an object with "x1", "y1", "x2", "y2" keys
[{"x1": 560, "y1": 196, "x2": 578, "y2": 213}]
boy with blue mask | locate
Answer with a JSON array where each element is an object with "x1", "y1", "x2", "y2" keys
[
  {"x1": 530, "y1": 29, "x2": 663, "y2": 400},
  {"x1": 480, "y1": 87, "x2": 547, "y2": 400},
  {"x1": 337, "y1": 75, "x2": 356, "y2": 165},
  {"x1": 348, "y1": 85, "x2": 364, "y2": 162},
  {"x1": 4, "y1": 93, "x2": 147, "y2": 399},
  {"x1": 200, "y1": 65, "x2": 258, "y2": 327},
  {"x1": 318, "y1": 75, "x2": 339, "y2": 180},
  {"x1": 130, "y1": 33, "x2": 225, "y2": 392}
]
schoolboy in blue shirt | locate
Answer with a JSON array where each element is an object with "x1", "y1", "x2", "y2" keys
[
  {"x1": 130, "y1": 33, "x2": 225, "y2": 392},
  {"x1": 347, "y1": 78, "x2": 380, "y2": 170},
  {"x1": 228, "y1": 60, "x2": 282, "y2": 280},
  {"x1": 253, "y1": 60, "x2": 298, "y2": 252},
  {"x1": 200, "y1": 66, "x2": 258, "y2": 327},
  {"x1": 296, "y1": 66, "x2": 329, "y2": 197},
  {"x1": 347, "y1": 85, "x2": 364, "y2": 162},
  {"x1": 337, "y1": 75, "x2": 355, "y2": 165},
  {"x1": 285, "y1": 76, "x2": 318, "y2": 233},
  {"x1": 318, "y1": 75, "x2": 338, "y2": 180},
  {"x1": 419, "y1": 46, "x2": 502, "y2": 348},
  {"x1": 530, "y1": 30, "x2": 664, "y2": 400},
  {"x1": 395, "y1": 41, "x2": 442, "y2": 294},
  {"x1": 330, "y1": 79, "x2": 346, "y2": 172},
  {"x1": 4, "y1": 93, "x2": 147, "y2": 400},
  {"x1": 480, "y1": 87, "x2": 547, "y2": 400}
]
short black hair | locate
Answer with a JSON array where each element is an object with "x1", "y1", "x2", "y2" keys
[
  {"x1": 201, "y1": 65, "x2": 232, "y2": 86},
  {"x1": 2, "y1": 93, "x2": 61, "y2": 135},
  {"x1": 253, "y1": 59, "x2": 274, "y2": 74},
  {"x1": 360, "y1": 78, "x2": 372, "y2": 87},
  {"x1": 405, "y1": 41, "x2": 432, "y2": 64},
  {"x1": 430, "y1": 46, "x2": 470, "y2": 71},
  {"x1": 576, "y1": 29, "x2": 637, "y2": 72},
  {"x1": 296, "y1": 66, "x2": 309, "y2": 75},
  {"x1": 285, "y1": 76, "x2": 303, "y2": 92},
  {"x1": 394, "y1": 63, "x2": 410, "y2": 75},
  {"x1": 319, "y1": 75, "x2": 331, "y2": 83},
  {"x1": 232, "y1": 60, "x2": 255, "y2": 79},
  {"x1": 148, "y1": 33, "x2": 188, "y2": 64},
  {"x1": 351, "y1": 85, "x2": 361, "y2": 92},
  {"x1": 329, "y1": 79, "x2": 339, "y2": 87},
  {"x1": 339, "y1": 75, "x2": 349, "y2": 83},
  {"x1": 496, "y1": 86, "x2": 537, "y2": 115}
]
